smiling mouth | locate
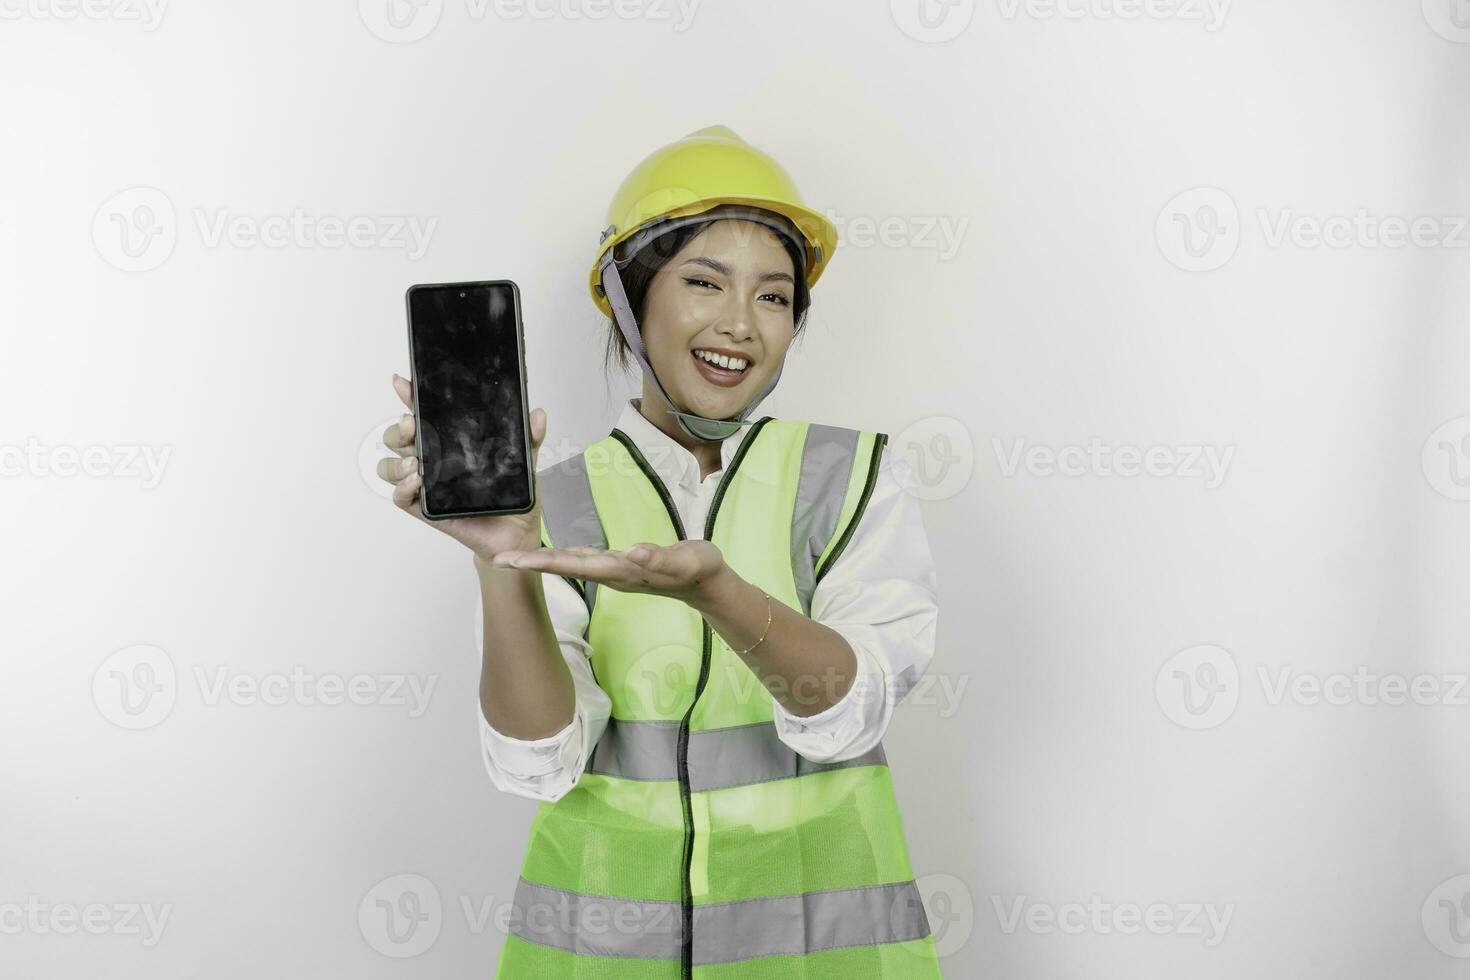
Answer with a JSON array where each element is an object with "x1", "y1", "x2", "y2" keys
[{"x1": 690, "y1": 350, "x2": 751, "y2": 387}]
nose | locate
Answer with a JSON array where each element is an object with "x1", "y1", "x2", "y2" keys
[{"x1": 713, "y1": 289, "x2": 758, "y2": 344}]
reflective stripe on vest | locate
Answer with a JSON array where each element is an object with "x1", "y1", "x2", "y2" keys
[
  {"x1": 508, "y1": 876, "x2": 931, "y2": 966},
  {"x1": 499, "y1": 417, "x2": 943, "y2": 979},
  {"x1": 536, "y1": 449, "x2": 608, "y2": 617},
  {"x1": 587, "y1": 717, "x2": 887, "y2": 791}
]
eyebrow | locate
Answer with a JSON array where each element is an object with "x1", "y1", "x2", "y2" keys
[{"x1": 680, "y1": 256, "x2": 794, "y2": 286}]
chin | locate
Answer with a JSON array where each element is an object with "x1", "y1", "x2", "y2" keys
[{"x1": 695, "y1": 385, "x2": 746, "y2": 410}]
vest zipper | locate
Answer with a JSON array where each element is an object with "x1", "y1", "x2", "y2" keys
[{"x1": 607, "y1": 419, "x2": 773, "y2": 980}]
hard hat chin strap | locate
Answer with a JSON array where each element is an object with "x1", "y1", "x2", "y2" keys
[{"x1": 597, "y1": 207, "x2": 802, "y2": 444}]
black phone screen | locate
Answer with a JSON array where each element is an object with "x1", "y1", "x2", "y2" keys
[{"x1": 407, "y1": 281, "x2": 532, "y2": 518}]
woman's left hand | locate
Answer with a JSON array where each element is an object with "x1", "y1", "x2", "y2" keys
[{"x1": 489, "y1": 540, "x2": 728, "y2": 605}]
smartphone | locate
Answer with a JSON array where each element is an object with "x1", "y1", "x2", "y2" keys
[{"x1": 404, "y1": 280, "x2": 534, "y2": 520}]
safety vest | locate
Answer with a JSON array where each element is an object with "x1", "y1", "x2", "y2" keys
[{"x1": 494, "y1": 415, "x2": 944, "y2": 979}]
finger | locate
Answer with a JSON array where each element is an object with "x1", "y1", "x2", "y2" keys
[
  {"x1": 494, "y1": 548, "x2": 623, "y2": 578},
  {"x1": 529, "y1": 407, "x2": 546, "y2": 460},
  {"x1": 391, "y1": 469, "x2": 423, "y2": 510},
  {"x1": 627, "y1": 541, "x2": 676, "y2": 566},
  {"x1": 376, "y1": 454, "x2": 418, "y2": 484},
  {"x1": 392, "y1": 373, "x2": 414, "y2": 409},
  {"x1": 528, "y1": 545, "x2": 616, "y2": 562},
  {"x1": 383, "y1": 413, "x2": 416, "y2": 455}
]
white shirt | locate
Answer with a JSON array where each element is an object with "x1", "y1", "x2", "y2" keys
[{"x1": 477, "y1": 398, "x2": 939, "y2": 803}]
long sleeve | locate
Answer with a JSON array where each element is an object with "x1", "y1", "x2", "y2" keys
[
  {"x1": 476, "y1": 572, "x2": 612, "y2": 803},
  {"x1": 770, "y1": 441, "x2": 940, "y2": 764}
]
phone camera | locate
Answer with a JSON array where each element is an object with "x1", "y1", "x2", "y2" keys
[{"x1": 459, "y1": 291, "x2": 466, "y2": 298}]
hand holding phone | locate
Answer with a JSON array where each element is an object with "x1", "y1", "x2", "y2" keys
[
  {"x1": 377, "y1": 278, "x2": 545, "y2": 562},
  {"x1": 380, "y1": 374, "x2": 547, "y2": 563}
]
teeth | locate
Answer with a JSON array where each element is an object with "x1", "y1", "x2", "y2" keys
[{"x1": 694, "y1": 349, "x2": 749, "y2": 372}]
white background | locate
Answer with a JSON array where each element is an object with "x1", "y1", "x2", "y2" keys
[{"x1": 3, "y1": 0, "x2": 1470, "y2": 976}]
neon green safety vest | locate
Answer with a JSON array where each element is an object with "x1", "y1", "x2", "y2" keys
[{"x1": 494, "y1": 415, "x2": 944, "y2": 979}]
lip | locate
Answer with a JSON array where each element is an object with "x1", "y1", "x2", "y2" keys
[{"x1": 690, "y1": 350, "x2": 750, "y2": 388}]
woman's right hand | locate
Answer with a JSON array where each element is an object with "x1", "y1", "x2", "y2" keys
[{"x1": 378, "y1": 373, "x2": 546, "y2": 563}]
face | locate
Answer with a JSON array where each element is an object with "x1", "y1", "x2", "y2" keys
[{"x1": 638, "y1": 218, "x2": 798, "y2": 424}]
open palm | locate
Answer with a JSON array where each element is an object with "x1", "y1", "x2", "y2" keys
[{"x1": 490, "y1": 539, "x2": 727, "y2": 604}]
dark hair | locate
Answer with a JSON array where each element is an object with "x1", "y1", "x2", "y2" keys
[{"x1": 600, "y1": 219, "x2": 812, "y2": 378}]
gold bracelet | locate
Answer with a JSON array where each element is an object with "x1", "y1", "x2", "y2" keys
[{"x1": 735, "y1": 589, "x2": 773, "y2": 656}]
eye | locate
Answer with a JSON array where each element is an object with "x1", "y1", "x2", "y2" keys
[{"x1": 685, "y1": 277, "x2": 789, "y2": 307}]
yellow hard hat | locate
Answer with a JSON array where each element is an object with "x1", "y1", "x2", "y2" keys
[{"x1": 588, "y1": 125, "x2": 838, "y2": 319}]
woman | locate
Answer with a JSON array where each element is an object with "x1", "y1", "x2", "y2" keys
[{"x1": 380, "y1": 125, "x2": 944, "y2": 978}]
